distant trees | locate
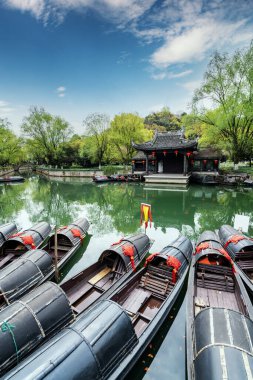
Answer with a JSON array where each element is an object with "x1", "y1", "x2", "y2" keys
[
  {"x1": 83, "y1": 113, "x2": 110, "y2": 169},
  {"x1": 0, "y1": 118, "x2": 25, "y2": 166},
  {"x1": 110, "y1": 113, "x2": 152, "y2": 165},
  {"x1": 22, "y1": 106, "x2": 72, "y2": 165},
  {"x1": 144, "y1": 107, "x2": 181, "y2": 131},
  {"x1": 192, "y1": 44, "x2": 253, "y2": 163}
]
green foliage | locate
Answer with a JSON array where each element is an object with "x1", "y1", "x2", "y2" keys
[
  {"x1": 109, "y1": 113, "x2": 152, "y2": 164},
  {"x1": 0, "y1": 118, "x2": 26, "y2": 165},
  {"x1": 192, "y1": 44, "x2": 253, "y2": 163},
  {"x1": 144, "y1": 107, "x2": 181, "y2": 131},
  {"x1": 22, "y1": 106, "x2": 72, "y2": 165},
  {"x1": 83, "y1": 113, "x2": 110, "y2": 169}
]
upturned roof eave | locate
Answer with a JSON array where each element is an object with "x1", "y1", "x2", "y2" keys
[{"x1": 132, "y1": 141, "x2": 197, "y2": 151}]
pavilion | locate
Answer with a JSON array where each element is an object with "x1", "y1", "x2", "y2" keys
[{"x1": 132, "y1": 130, "x2": 221, "y2": 185}]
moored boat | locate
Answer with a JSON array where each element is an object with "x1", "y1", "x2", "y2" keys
[
  {"x1": 0, "y1": 282, "x2": 74, "y2": 376},
  {"x1": 92, "y1": 175, "x2": 112, "y2": 183},
  {"x1": 0, "y1": 218, "x2": 89, "y2": 307},
  {"x1": 61, "y1": 233, "x2": 152, "y2": 313},
  {"x1": 0, "y1": 223, "x2": 18, "y2": 249},
  {"x1": 186, "y1": 230, "x2": 253, "y2": 380},
  {"x1": 0, "y1": 176, "x2": 25, "y2": 183},
  {"x1": 2, "y1": 234, "x2": 193, "y2": 379},
  {"x1": 218, "y1": 224, "x2": 253, "y2": 293},
  {"x1": 0, "y1": 222, "x2": 51, "y2": 269}
]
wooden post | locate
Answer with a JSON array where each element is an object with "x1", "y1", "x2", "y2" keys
[
  {"x1": 54, "y1": 226, "x2": 59, "y2": 283},
  {"x1": 183, "y1": 154, "x2": 187, "y2": 176},
  {"x1": 145, "y1": 153, "x2": 149, "y2": 174}
]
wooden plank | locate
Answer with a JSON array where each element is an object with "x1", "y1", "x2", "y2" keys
[{"x1": 88, "y1": 267, "x2": 111, "y2": 285}]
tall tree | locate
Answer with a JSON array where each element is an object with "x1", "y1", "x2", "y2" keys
[
  {"x1": 110, "y1": 113, "x2": 152, "y2": 165},
  {"x1": 83, "y1": 113, "x2": 110, "y2": 169},
  {"x1": 0, "y1": 118, "x2": 25, "y2": 166},
  {"x1": 22, "y1": 107, "x2": 72, "y2": 165},
  {"x1": 144, "y1": 107, "x2": 181, "y2": 131},
  {"x1": 192, "y1": 44, "x2": 253, "y2": 163}
]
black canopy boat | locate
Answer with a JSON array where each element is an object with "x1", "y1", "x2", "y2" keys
[
  {"x1": 0, "y1": 223, "x2": 18, "y2": 249},
  {"x1": 60, "y1": 233, "x2": 152, "y2": 314},
  {"x1": 2, "y1": 235, "x2": 193, "y2": 380},
  {"x1": 0, "y1": 233, "x2": 151, "y2": 375},
  {"x1": 0, "y1": 282, "x2": 74, "y2": 376},
  {"x1": 186, "y1": 230, "x2": 253, "y2": 380},
  {"x1": 0, "y1": 221, "x2": 51, "y2": 269},
  {"x1": 0, "y1": 218, "x2": 89, "y2": 307},
  {"x1": 219, "y1": 225, "x2": 253, "y2": 293}
]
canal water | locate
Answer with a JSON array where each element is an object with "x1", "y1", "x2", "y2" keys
[{"x1": 1, "y1": 175, "x2": 253, "y2": 379}]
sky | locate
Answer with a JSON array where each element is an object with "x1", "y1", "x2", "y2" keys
[{"x1": 0, "y1": 0, "x2": 253, "y2": 134}]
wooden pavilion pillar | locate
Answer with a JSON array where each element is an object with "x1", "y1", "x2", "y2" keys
[
  {"x1": 145, "y1": 153, "x2": 149, "y2": 174},
  {"x1": 183, "y1": 154, "x2": 187, "y2": 176}
]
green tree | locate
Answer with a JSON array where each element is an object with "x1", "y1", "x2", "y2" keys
[
  {"x1": 83, "y1": 113, "x2": 110, "y2": 169},
  {"x1": 144, "y1": 107, "x2": 181, "y2": 131},
  {"x1": 22, "y1": 106, "x2": 72, "y2": 165},
  {"x1": 0, "y1": 118, "x2": 25, "y2": 166},
  {"x1": 109, "y1": 113, "x2": 152, "y2": 165},
  {"x1": 192, "y1": 44, "x2": 253, "y2": 163}
]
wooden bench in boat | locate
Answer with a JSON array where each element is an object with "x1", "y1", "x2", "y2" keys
[{"x1": 139, "y1": 265, "x2": 174, "y2": 297}]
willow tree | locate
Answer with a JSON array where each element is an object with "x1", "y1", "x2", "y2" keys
[
  {"x1": 22, "y1": 107, "x2": 72, "y2": 165},
  {"x1": 0, "y1": 119, "x2": 25, "y2": 166},
  {"x1": 83, "y1": 113, "x2": 110, "y2": 169},
  {"x1": 109, "y1": 113, "x2": 152, "y2": 165},
  {"x1": 192, "y1": 43, "x2": 253, "y2": 163}
]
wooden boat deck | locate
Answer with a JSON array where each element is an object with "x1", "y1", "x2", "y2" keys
[
  {"x1": 196, "y1": 287, "x2": 240, "y2": 313},
  {"x1": 114, "y1": 263, "x2": 175, "y2": 337},
  {"x1": 194, "y1": 263, "x2": 245, "y2": 315}
]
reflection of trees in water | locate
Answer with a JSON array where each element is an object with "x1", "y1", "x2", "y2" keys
[
  {"x1": 27, "y1": 177, "x2": 80, "y2": 226},
  {"x1": 28, "y1": 178, "x2": 141, "y2": 235},
  {"x1": 189, "y1": 187, "x2": 253, "y2": 236},
  {"x1": 3, "y1": 176, "x2": 253, "y2": 238},
  {"x1": 0, "y1": 182, "x2": 27, "y2": 223}
]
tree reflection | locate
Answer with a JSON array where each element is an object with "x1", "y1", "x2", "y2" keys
[{"x1": 0, "y1": 182, "x2": 27, "y2": 224}]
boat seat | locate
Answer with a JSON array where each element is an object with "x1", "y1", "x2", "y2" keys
[{"x1": 140, "y1": 271, "x2": 173, "y2": 297}]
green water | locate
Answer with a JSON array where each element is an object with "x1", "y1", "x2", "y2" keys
[{"x1": 1, "y1": 175, "x2": 253, "y2": 379}]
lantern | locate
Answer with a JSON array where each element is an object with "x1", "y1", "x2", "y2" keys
[
  {"x1": 214, "y1": 159, "x2": 218, "y2": 165},
  {"x1": 151, "y1": 151, "x2": 156, "y2": 157},
  {"x1": 174, "y1": 150, "x2": 179, "y2": 157},
  {"x1": 186, "y1": 152, "x2": 191, "y2": 158},
  {"x1": 203, "y1": 159, "x2": 207, "y2": 165},
  {"x1": 132, "y1": 160, "x2": 135, "y2": 164},
  {"x1": 142, "y1": 160, "x2": 145, "y2": 164},
  {"x1": 163, "y1": 150, "x2": 167, "y2": 156}
]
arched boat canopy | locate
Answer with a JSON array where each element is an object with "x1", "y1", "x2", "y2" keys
[
  {"x1": 0, "y1": 282, "x2": 74, "y2": 376},
  {"x1": 195, "y1": 230, "x2": 234, "y2": 267},
  {"x1": 48, "y1": 217, "x2": 89, "y2": 248},
  {"x1": 146, "y1": 235, "x2": 193, "y2": 278},
  {"x1": 99, "y1": 233, "x2": 151, "y2": 272},
  {"x1": 0, "y1": 249, "x2": 53, "y2": 305},
  {"x1": 1, "y1": 222, "x2": 51, "y2": 255},
  {"x1": 219, "y1": 225, "x2": 253, "y2": 260},
  {"x1": 194, "y1": 308, "x2": 253, "y2": 380},
  {"x1": 3, "y1": 300, "x2": 138, "y2": 380},
  {"x1": 0, "y1": 223, "x2": 18, "y2": 248}
]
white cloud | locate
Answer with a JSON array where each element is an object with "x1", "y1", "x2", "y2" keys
[
  {"x1": 151, "y1": 69, "x2": 192, "y2": 80},
  {"x1": 0, "y1": 100, "x2": 14, "y2": 116},
  {"x1": 5, "y1": 0, "x2": 44, "y2": 18},
  {"x1": 181, "y1": 79, "x2": 202, "y2": 92},
  {"x1": 56, "y1": 86, "x2": 66, "y2": 97},
  {"x1": 151, "y1": 18, "x2": 249, "y2": 68},
  {"x1": 57, "y1": 86, "x2": 66, "y2": 92}
]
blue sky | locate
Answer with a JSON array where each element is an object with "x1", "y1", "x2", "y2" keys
[{"x1": 0, "y1": 0, "x2": 253, "y2": 134}]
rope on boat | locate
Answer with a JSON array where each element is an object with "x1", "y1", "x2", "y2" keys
[{"x1": 1, "y1": 321, "x2": 19, "y2": 364}]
